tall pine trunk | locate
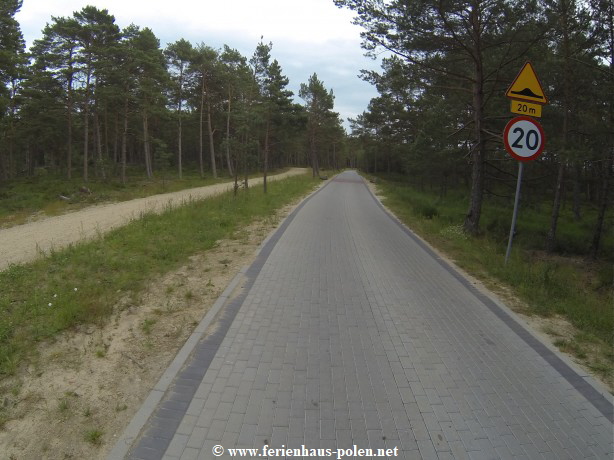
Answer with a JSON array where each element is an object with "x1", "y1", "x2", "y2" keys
[
  {"x1": 572, "y1": 162, "x2": 581, "y2": 220},
  {"x1": 546, "y1": 0, "x2": 572, "y2": 252},
  {"x1": 121, "y1": 92, "x2": 128, "y2": 185},
  {"x1": 178, "y1": 117, "x2": 183, "y2": 179},
  {"x1": 226, "y1": 88, "x2": 233, "y2": 176},
  {"x1": 177, "y1": 68, "x2": 183, "y2": 180},
  {"x1": 83, "y1": 66, "x2": 92, "y2": 182},
  {"x1": 309, "y1": 119, "x2": 319, "y2": 178},
  {"x1": 463, "y1": 3, "x2": 485, "y2": 236},
  {"x1": 590, "y1": 153, "x2": 612, "y2": 258},
  {"x1": 243, "y1": 132, "x2": 249, "y2": 189},
  {"x1": 199, "y1": 76, "x2": 205, "y2": 178},
  {"x1": 263, "y1": 117, "x2": 270, "y2": 193},
  {"x1": 143, "y1": 109, "x2": 152, "y2": 179},
  {"x1": 67, "y1": 72, "x2": 74, "y2": 180},
  {"x1": 207, "y1": 97, "x2": 217, "y2": 178},
  {"x1": 94, "y1": 94, "x2": 105, "y2": 180},
  {"x1": 546, "y1": 163, "x2": 566, "y2": 252}
]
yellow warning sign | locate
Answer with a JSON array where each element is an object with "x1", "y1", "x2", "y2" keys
[{"x1": 506, "y1": 61, "x2": 548, "y2": 105}]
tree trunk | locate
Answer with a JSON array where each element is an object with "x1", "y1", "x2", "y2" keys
[
  {"x1": 67, "y1": 77, "x2": 73, "y2": 180},
  {"x1": 547, "y1": 0, "x2": 572, "y2": 252},
  {"x1": 589, "y1": 153, "x2": 612, "y2": 258},
  {"x1": 207, "y1": 98, "x2": 217, "y2": 178},
  {"x1": 178, "y1": 115, "x2": 183, "y2": 179},
  {"x1": 83, "y1": 67, "x2": 92, "y2": 182},
  {"x1": 463, "y1": 3, "x2": 485, "y2": 236},
  {"x1": 199, "y1": 76, "x2": 205, "y2": 178},
  {"x1": 113, "y1": 111, "x2": 119, "y2": 166},
  {"x1": 226, "y1": 89, "x2": 233, "y2": 176},
  {"x1": 242, "y1": 132, "x2": 248, "y2": 191},
  {"x1": 546, "y1": 162, "x2": 565, "y2": 252},
  {"x1": 263, "y1": 117, "x2": 270, "y2": 193},
  {"x1": 121, "y1": 93, "x2": 128, "y2": 185},
  {"x1": 94, "y1": 99, "x2": 105, "y2": 180},
  {"x1": 104, "y1": 106, "x2": 110, "y2": 164},
  {"x1": 244, "y1": 133, "x2": 249, "y2": 190},
  {"x1": 177, "y1": 68, "x2": 183, "y2": 180},
  {"x1": 234, "y1": 147, "x2": 239, "y2": 197},
  {"x1": 572, "y1": 161, "x2": 581, "y2": 220},
  {"x1": 374, "y1": 148, "x2": 377, "y2": 174},
  {"x1": 94, "y1": 108, "x2": 100, "y2": 177},
  {"x1": 310, "y1": 127, "x2": 319, "y2": 178},
  {"x1": 143, "y1": 110, "x2": 152, "y2": 179},
  {"x1": 333, "y1": 142, "x2": 337, "y2": 171}
]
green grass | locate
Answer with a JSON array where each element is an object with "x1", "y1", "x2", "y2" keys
[
  {"x1": 84, "y1": 428, "x2": 104, "y2": 446},
  {"x1": 0, "y1": 173, "x2": 318, "y2": 377},
  {"x1": 58, "y1": 398, "x2": 70, "y2": 414},
  {"x1": 140, "y1": 318, "x2": 156, "y2": 335},
  {"x1": 374, "y1": 176, "x2": 613, "y2": 384}
]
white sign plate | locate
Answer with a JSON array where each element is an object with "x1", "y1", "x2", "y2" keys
[{"x1": 503, "y1": 116, "x2": 546, "y2": 162}]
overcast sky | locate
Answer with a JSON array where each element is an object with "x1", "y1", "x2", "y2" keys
[{"x1": 16, "y1": 0, "x2": 381, "y2": 129}]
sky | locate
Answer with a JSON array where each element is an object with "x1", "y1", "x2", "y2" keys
[{"x1": 16, "y1": 0, "x2": 382, "y2": 130}]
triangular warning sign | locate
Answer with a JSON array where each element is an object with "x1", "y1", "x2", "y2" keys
[{"x1": 506, "y1": 61, "x2": 548, "y2": 105}]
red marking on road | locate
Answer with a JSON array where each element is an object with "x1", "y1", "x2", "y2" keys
[{"x1": 332, "y1": 178, "x2": 364, "y2": 184}]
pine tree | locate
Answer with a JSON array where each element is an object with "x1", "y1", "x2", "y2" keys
[
  {"x1": 335, "y1": 0, "x2": 544, "y2": 234},
  {"x1": 131, "y1": 27, "x2": 169, "y2": 179},
  {"x1": 299, "y1": 73, "x2": 337, "y2": 178},
  {"x1": 250, "y1": 41, "x2": 294, "y2": 192},
  {"x1": 165, "y1": 39, "x2": 194, "y2": 179},
  {"x1": 0, "y1": 0, "x2": 26, "y2": 179}
]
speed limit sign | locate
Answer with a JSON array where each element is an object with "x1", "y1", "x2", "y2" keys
[{"x1": 503, "y1": 116, "x2": 546, "y2": 162}]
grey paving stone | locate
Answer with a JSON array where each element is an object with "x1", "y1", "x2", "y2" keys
[
  {"x1": 119, "y1": 171, "x2": 614, "y2": 460},
  {"x1": 178, "y1": 447, "x2": 199, "y2": 460},
  {"x1": 164, "y1": 434, "x2": 189, "y2": 458}
]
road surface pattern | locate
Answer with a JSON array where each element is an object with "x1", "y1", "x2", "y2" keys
[
  {"x1": 115, "y1": 171, "x2": 613, "y2": 460},
  {"x1": 0, "y1": 168, "x2": 306, "y2": 270}
]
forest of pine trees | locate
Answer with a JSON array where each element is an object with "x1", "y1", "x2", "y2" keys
[
  {"x1": 337, "y1": 0, "x2": 612, "y2": 257},
  {"x1": 0, "y1": 1, "x2": 346, "y2": 185},
  {"x1": 1, "y1": 0, "x2": 612, "y2": 257}
]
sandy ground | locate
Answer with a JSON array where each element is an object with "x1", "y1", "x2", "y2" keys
[
  {"x1": 0, "y1": 179, "x2": 315, "y2": 459},
  {"x1": 0, "y1": 168, "x2": 308, "y2": 271}
]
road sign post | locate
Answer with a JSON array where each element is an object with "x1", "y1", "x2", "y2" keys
[
  {"x1": 503, "y1": 61, "x2": 548, "y2": 265},
  {"x1": 505, "y1": 162, "x2": 524, "y2": 265}
]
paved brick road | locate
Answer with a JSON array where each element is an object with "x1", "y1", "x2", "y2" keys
[{"x1": 111, "y1": 170, "x2": 613, "y2": 459}]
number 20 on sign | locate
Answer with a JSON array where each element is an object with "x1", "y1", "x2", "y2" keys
[{"x1": 503, "y1": 116, "x2": 545, "y2": 162}]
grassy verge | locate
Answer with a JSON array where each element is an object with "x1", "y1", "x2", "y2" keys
[
  {"x1": 372, "y1": 176, "x2": 613, "y2": 389},
  {"x1": 0, "y1": 167, "x2": 290, "y2": 227},
  {"x1": 0, "y1": 173, "x2": 318, "y2": 377}
]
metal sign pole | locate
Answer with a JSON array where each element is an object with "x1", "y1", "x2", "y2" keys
[{"x1": 505, "y1": 162, "x2": 524, "y2": 265}]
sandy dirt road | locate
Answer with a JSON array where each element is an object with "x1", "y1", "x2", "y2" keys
[{"x1": 0, "y1": 168, "x2": 308, "y2": 270}]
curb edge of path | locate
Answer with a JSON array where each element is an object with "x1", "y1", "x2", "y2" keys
[
  {"x1": 107, "y1": 173, "x2": 334, "y2": 460},
  {"x1": 362, "y1": 176, "x2": 614, "y2": 424}
]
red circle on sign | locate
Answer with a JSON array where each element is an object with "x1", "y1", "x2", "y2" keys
[{"x1": 503, "y1": 116, "x2": 546, "y2": 162}]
